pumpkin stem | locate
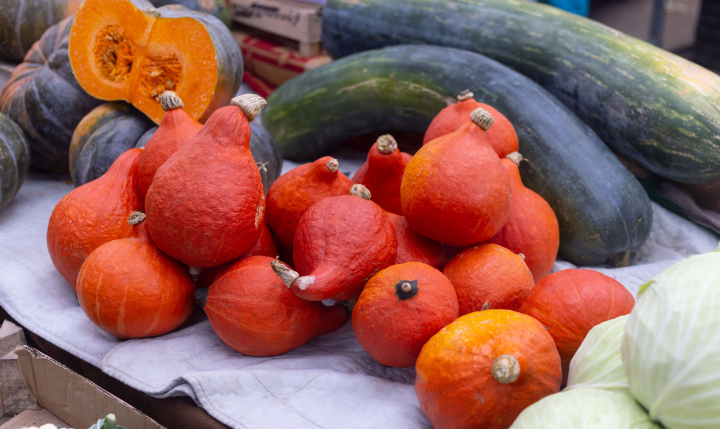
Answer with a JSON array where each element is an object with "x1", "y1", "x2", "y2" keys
[
  {"x1": 128, "y1": 211, "x2": 146, "y2": 225},
  {"x1": 337, "y1": 299, "x2": 356, "y2": 315},
  {"x1": 189, "y1": 267, "x2": 202, "y2": 281},
  {"x1": 231, "y1": 94, "x2": 267, "y2": 122},
  {"x1": 350, "y1": 184, "x2": 372, "y2": 200},
  {"x1": 326, "y1": 158, "x2": 339, "y2": 173},
  {"x1": 395, "y1": 280, "x2": 419, "y2": 300},
  {"x1": 492, "y1": 355, "x2": 520, "y2": 384},
  {"x1": 470, "y1": 108, "x2": 494, "y2": 130},
  {"x1": 457, "y1": 90, "x2": 474, "y2": 101},
  {"x1": 376, "y1": 134, "x2": 398, "y2": 154},
  {"x1": 519, "y1": 253, "x2": 525, "y2": 260},
  {"x1": 194, "y1": 288, "x2": 208, "y2": 307},
  {"x1": 160, "y1": 91, "x2": 184, "y2": 111},
  {"x1": 506, "y1": 152, "x2": 524, "y2": 166},
  {"x1": 271, "y1": 260, "x2": 299, "y2": 288}
]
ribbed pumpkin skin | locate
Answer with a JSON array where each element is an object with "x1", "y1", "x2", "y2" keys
[
  {"x1": 198, "y1": 256, "x2": 348, "y2": 357},
  {"x1": 77, "y1": 221, "x2": 195, "y2": 340},
  {"x1": 443, "y1": 244, "x2": 534, "y2": 315},
  {"x1": 0, "y1": 0, "x2": 81, "y2": 62},
  {"x1": 47, "y1": 149, "x2": 144, "y2": 291},
  {"x1": 70, "y1": 102, "x2": 155, "y2": 187},
  {"x1": 415, "y1": 310, "x2": 561, "y2": 429},
  {"x1": 266, "y1": 157, "x2": 352, "y2": 250},
  {"x1": 148, "y1": 0, "x2": 231, "y2": 27},
  {"x1": 519, "y1": 269, "x2": 635, "y2": 385},
  {"x1": 491, "y1": 158, "x2": 559, "y2": 282},
  {"x1": 145, "y1": 104, "x2": 265, "y2": 269},
  {"x1": 137, "y1": 103, "x2": 203, "y2": 197},
  {"x1": 352, "y1": 262, "x2": 458, "y2": 368},
  {"x1": 401, "y1": 121, "x2": 511, "y2": 246},
  {"x1": 292, "y1": 194, "x2": 398, "y2": 301},
  {"x1": 386, "y1": 212, "x2": 446, "y2": 270},
  {"x1": 424, "y1": 99, "x2": 518, "y2": 158},
  {"x1": 351, "y1": 141, "x2": 410, "y2": 215},
  {"x1": 0, "y1": 16, "x2": 103, "y2": 172},
  {"x1": 0, "y1": 113, "x2": 30, "y2": 211}
]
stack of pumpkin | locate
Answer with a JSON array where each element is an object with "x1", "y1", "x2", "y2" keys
[{"x1": 46, "y1": 86, "x2": 638, "y2": 428}]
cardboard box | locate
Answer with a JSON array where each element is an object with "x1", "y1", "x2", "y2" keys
[
  {"x1": 240, "y1": 35, "x2": 331, "y2": 86},
  {"x1": 0, "y1": 404, "x2": 69, "y2": 429},
  {"x1": 228, "y1": 0, "x2": 322, "y2": 43},
  {"x1": 14, "y1": 347, "x2": 164, "y2": 429}
]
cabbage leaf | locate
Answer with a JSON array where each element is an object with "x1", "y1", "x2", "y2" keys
[{"x1": 567, "y1": 315, "x2": 629, "y2": 392}]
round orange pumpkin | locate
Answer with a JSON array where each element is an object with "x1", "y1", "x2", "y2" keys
[
  {"x1": 443, "y1": 243, "x2": 534, "y2": 315},
  {"x1": 415, "y1": 310, "x2": 561, "y2": 429},
  {"x1": 352, "y1": 262, "x2": 458, "y2": 367},
  {"x1": 386, "y1": 212, "x2": 446, "y2": 270}
]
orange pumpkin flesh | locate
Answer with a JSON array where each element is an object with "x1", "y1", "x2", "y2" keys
[
  {"x1": 415, "y1": 310, "x2": 561, "y2": 429},
  {"x1": 47, "y1": 148, "x2": 143, "y2": 291},
  {"x1": 443, "y1": 243, "x2": 534, "y2": 315},
  {"x1": 351, "y1": 134, "x2": 411, "y2": 215},
  {"x1": 197, "y1": 256, "x2": 348, "y2": 357},
  {"x1": 401, "y1": 108, "x2": 512, "y2": 246},
  {"x1": 491, "y1": 153, "x2": 560, "y2": 282},
  {"x1": 68, "y1": 0, "x2": 239, "y2": 124},
  {"x1": 352, "y1": 262, "x2": 458, "y2": 368},
  {"x1": 386, "y1": 212, "x2": 446, "y2": 270},
  {"x1": 265, "y1": 156, "x2": 352, "y2": 251},
  {"x1": 137, "y1": 91, "x2": 202, "y2": 197},
  {"x1": 519, "y1": 269, "x2": 635, "y2": 385},
  {"x1": 76, "y1": 212, "x2": 195, "y2": 339},
  {"x1": 423, "y1": 91, "x2": 519, "y2": 158}
]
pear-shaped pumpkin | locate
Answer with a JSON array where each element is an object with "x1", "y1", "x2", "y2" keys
[{"x1": 386, "y1": 212, "x2": 446, "y2": 270}]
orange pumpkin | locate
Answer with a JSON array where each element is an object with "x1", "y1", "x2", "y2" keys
[
  {"x1": 401, "y1": 108, "x2": 512, "y2": 246},
  {"x1": 386, "y1": 212, "x2": 446, "y2": 270},
  {"x1": 265, "y1": 156, "x2": 352, "y2": 250},
  {"x1": 47, "y1": 148, "x2": 143, "y2": 291},
  {"x1": 145, "y1": 95, "x2": 266, "y2": 269},
  {"x1": 443, "y1": 243, "x2": 534, "y2": 315},
  {"x1": 519, "y1": 269, "x2": 635, "y2": 385},
  {"x1": 423, "y1": 90, "x2": 518, "y2": 158},
  {"x1": 196, "y1": 256, "x2": 348, "y2": 356},
  {"x1": 491, "y1": 153, "x2": 559, "y2": 282},
  {"x1": 76, "y1": 212, "x2": 195, "y2": 339},
  {"x1": 136, "y1": 91, "x2": 202, "y2": 197},
  {"x1": 415, "y1": 310, "x2": 561, "y2": 429},
  {"x1": 352, "y1": 262, "x2": 458, "y2": 367},
  {"x1": 351, "y1": 134, "x2": 411, "y2": 215}
]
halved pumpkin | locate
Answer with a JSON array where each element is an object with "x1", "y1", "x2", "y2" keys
[{"x1": 68, "y1": 0, "x2": 242, "y2": 124}]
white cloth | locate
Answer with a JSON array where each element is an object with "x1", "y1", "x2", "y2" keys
[{"x1": 0, "y1": 171, "x2": 717, "y2": 429}]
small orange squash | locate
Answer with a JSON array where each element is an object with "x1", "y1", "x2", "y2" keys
[
  {"x1": 401, "y1": 108, "x2": 511, "y2": 246},
  {"x1": 351, "y1": 134, "x2": 411, "y2": 215},
  {"x1": 352, "y1": 262, "x2": 458, "y2": 368},
  {"x1": 415, "y1": 310, "x2": 561, "y2": 429},
  {"x1": 265, "y1": 156, "x2": 352, "y2": 250},
  {"x1": 423, "y1": 90, "x2": 519, "y2": 158},
  {"x1": 443, "y1": 243, "x2": 534, "y2": 315},
  {"x1": 386, "y1": 212, "x2": 446, "y2": 270},
  {"x1": 76, "y1": 212, "x2": 195, "y2": 339},
  {"x1": 47, "y1": 148, "x2": 143, "y2": 291},
  {"x1": 137, "y1": 91, "x2": 202, "y2": 197},
  {"x1": 491, "y1": 153, "x2": 559, "y2": 282},
  {"x1": 196, "y1": 256, "x2": 348, "y2": 357}
]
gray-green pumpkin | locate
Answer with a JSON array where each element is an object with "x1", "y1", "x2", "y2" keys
[{"x1": 0, "y1": 112, "x2": 30, "y2": 211}]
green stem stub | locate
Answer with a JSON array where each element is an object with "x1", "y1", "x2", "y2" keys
[{"x1": 395, "y1": 279, "x2": 419, "y2": 300}]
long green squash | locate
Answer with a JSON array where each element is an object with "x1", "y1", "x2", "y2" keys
[
  {"x1": 322, "y1": 0, "x2": 720, "y2": 184},
  {"x1": 262, "y1": 45, "x2": 652, "y2": 266}
]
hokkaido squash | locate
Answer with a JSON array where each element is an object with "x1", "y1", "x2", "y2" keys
[
  {"x1": 0, "y1": 113, "x2": 30, "y2": 211},
  {"x1": 271, "y1": 185, "x2": 397, "y2": 301},
  {"x1": 351, "y1": 134, "x2": 411, "y2": 215},
  {"x1": 68, "y1": 0, "x2": 243, "y2": 124},
  {"x1": 352, "y1": 262, "x2": 458, "y2": 367},
  {"x1": 47, "y1": 148, "x2": 144, "y2": 291},
  {"x1": 415, "y1": 310, "x2": 562, "y2": 429},
  {"x1": 424, "y1": 90, "x2": 518, "y2": 158},
  {"x1": 442, "y1": 243, "x2": 535, "y2": 315},
  {"x1": 137, "y1": 91, "x2": 203, "y2": 197},
  {"x1": 265, "y1": 156, "x2": 353, "y2": 250},
  {"x1": 196, "y1": 256, "x2": 348, "y2": 356},
  {"x1": 491, "y1": 153, "x2": 559, "y2": 282},
  {"x1": 519, "y1": 269, "x2": 635, "y2": 385},
  {"x1": 77, "y1": 212, "x2": 195, "y2": 339},
  {"x1": 401, "y1": 108, "x2": 511, "y2": 246},
  {"x1": 145, "y1": 95, "x2": 266, "y2": 269},
  {"x1": 0, "y1": 16, "x2": 103, "y2": 172},
  {"x1": 386, "y1": 212, "x2": 446, "y2": 270}
]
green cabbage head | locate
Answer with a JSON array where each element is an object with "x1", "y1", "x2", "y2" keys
[
  {"x1": 622, "y1": 250, "x2": 720, "y2": 429},
  {"x1": 567, "y1": 315, "x2": 629, "y2": 392}
]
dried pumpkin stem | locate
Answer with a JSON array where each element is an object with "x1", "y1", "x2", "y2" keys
[
  {"x1": 471, "y1": 107, "x2": 494, "y2": 130},
  {"x1": 492, "y1": 355, "x2": 520, "y2": 384},
  {"x1": 160, "y1": 91, "x2": 184, "y2": 111},
  {"x1": 271, "y1": 260, "x2": 299, "y2": 288},
  {"x1": 127, "y1": 211, "x2": 146, "y2": 225},
  {"x1": 231, "y1": 94, "x2": 267, "y2": 122},
  {"x1": 506, "y1": 152, "x2": 524, "y2": 166},
  {"x1": 189, "y1": 267, "x2": 202, "y2": 281},
  {"x1": 376, "y1": 134, "x2": 398, "y2": 154},
  {"x1": 326, "y1": 158, "x2": 339, "y2": 173},
  {"x1": 457, "y1": 90, "x2": 474, "y2": 101},
  {"x1": 350, "y1": 184, "x2": 372, "y2": 200}
]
